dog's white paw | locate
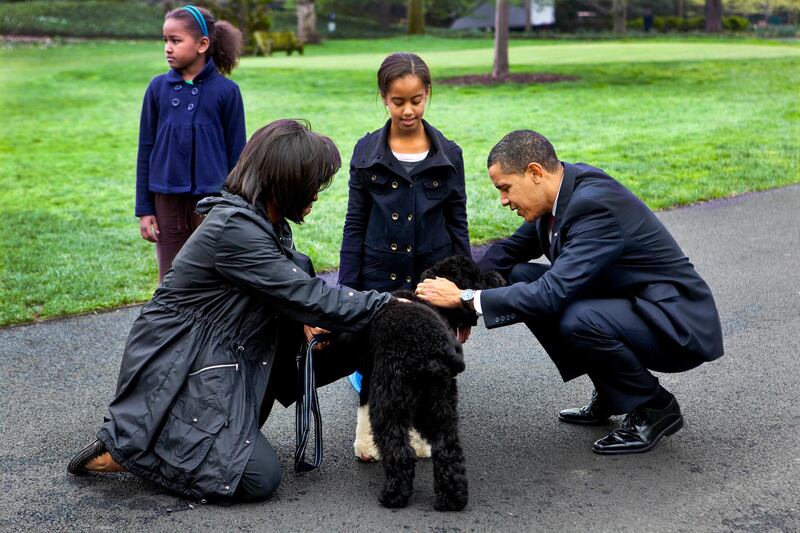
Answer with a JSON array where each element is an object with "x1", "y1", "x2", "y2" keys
[
  {"x1": 409, "y1": 427, "x2": 432, "y2": 459},
  {"x1": 354, "y1": 405, "x2": 380, "y2": 462}
]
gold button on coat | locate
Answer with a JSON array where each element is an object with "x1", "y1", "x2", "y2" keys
[
  {"x1": 405, "y1": 276, "x2": 412, "y2": 283},
  {"x1": 391, "y1": 212, "x2": 399, "y2": 220},
  {"x1": 371, "y1": 175, "x2": 377, "y2": 181},
  {"x1": 391, "y1": 181, "x2": 399, "y2": 189},
  {"x1": 432, "y1": 180, "x2": 439, "y2": 187},
  {"x1": 390, "y1": 243, "x2": 398, "y2": 251},
  {"x1": 406, "y1": 245, "x2": 412, "y2": 252},
  {"x1": 407, "y1": 214, "x2": 413, "y2": 221},
  {"x1": 390, "y1": 273, "x2": 397, "y2": 281}
]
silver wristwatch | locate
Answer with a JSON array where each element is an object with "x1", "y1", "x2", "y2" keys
[{"x1": 460, "y1": 289, "x2": 475, "y2": 310}]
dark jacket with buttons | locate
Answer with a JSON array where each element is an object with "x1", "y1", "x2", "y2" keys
[
  {"x1": 98, "y1": 192, "x2": 392, "y2": 499},
  {"x1": 338, "y1": 120, "x2": 470, "y2": 292},
  {"x1": 135, "y1": 59, "x2": 247, "y2": 216},
  {"x1": 478, "y1": 162, "x2": 724, "y2": 380}
]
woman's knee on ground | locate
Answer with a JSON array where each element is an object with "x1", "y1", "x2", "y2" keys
[{"x1": 233, "y1": 437, "x2": 282, "y2": 502}]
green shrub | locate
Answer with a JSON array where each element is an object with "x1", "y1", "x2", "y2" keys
[
  {"x1": 753, "y1": 24, "x2": 799, "y2": 38},
  {"x1": 683, "y1": 16, "x2": 705, "y2": 30},
  {"x1": 273, "y1": 10, "x2": 403, "y2": 39},
  {"x1": 635, "y1": 15, "x2": 748, "y2": 33},
  {"x1": 723, "y1": 15, "x2": 750, "y2": 31},
  {"x1": 0, "y1": 0, "x2": 163, "y2": 38}
]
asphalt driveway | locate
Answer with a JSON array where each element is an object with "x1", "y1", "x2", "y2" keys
[{"x1": 1, "y1": 185, "x2": 798, "y2": 532}]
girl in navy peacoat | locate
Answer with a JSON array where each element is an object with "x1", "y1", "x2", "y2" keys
[{"x1": 338, "y1": 53, "x2": 470, "y2": 294}]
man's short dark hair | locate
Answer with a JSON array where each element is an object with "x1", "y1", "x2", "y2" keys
[
  {"x1": 225, "y1": 119, "x2": 340, "y2": 223},
  {"x1": 487, "y1": 130, "x2": 560, "y2": 174}
]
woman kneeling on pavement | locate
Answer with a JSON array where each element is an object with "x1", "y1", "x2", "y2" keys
[{"x1": 68, "y1": 119, "x2": 396, "y2": 502}]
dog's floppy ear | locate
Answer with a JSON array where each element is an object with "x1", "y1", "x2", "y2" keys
[
  {"x1": 446, "y1": 341, "x2": 466, "y2": 374},
  {"x1": 477, "y1": 270, "x2": 507, "y2": 289},
  {"x1": 426, "y1": 341, "x2": 465, "y2": 376}
]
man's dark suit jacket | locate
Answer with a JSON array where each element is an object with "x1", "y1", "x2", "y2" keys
[{"x1": 478, "y1": 162, "x2": 724, "y2": 380}]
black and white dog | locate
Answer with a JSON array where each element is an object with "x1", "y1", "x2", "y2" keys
[{"x1": 349, "y1": 255, "x2": 505, "y2": 510}]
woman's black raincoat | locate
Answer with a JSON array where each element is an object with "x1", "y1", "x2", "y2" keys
[{"x1": 97, "y1": 192, "x2": 392, "y2": 499}]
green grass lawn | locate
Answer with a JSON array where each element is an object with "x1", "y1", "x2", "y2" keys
[{"x1": 1, "y1": 37, "x2": 798, "y2": 326}]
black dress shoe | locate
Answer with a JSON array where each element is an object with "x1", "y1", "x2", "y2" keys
[
  {"x1": 592, "y1": 397, "x2": 683, "y2": 455},
  {"x1": 558, "y1": 390, "x2": 611, "y2": 425},
  {"x1": 67, "y1": 439, "x2": 106, "y2": 475}
]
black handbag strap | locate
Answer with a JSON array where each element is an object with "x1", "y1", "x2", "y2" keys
[{"x1": 295, "y1": 336, "x2": 324, "y2": 472}]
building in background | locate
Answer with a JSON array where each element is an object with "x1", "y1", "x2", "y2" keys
[{"x1": 450, "y1": 1, "x2": 556, "y2": 31}]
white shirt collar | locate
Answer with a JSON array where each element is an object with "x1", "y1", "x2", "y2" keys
[{"x1": 552, "y1": 174, "x2": 564, "y2": 217}]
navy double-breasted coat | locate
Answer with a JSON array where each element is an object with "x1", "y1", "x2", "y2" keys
[
  {"x1": 338, "y1": 120, "x2": 470, "y2": 292},
  {"x1": 97, "y1": 192, "x2": 392, "y2": 499},
  {"x1": 135, "y1": 59, "x2": 247, "y2": 217}
]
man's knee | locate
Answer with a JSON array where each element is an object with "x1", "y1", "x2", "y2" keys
[
  {"x1": 559, "y1": 301, "x2": 606, "y2": 342},
  {"x1": 508, "y1": 262, "x2": 550, "y2": 284}
]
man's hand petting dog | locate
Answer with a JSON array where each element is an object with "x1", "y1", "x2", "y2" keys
[{"x1": 416, "y1": 277, "x2": 463, "y2": 309}]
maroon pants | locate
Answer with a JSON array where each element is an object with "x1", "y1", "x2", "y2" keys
[{"x1": 154, "y1": 193, "x2": 206, "y2": 284}]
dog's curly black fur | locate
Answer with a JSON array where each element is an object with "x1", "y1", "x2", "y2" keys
[{"x1": 354, "y1": 256, "x2": 506, "y2": 511}]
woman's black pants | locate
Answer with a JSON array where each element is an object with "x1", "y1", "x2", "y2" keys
[{"x1": 232, "y1": 339, "x2": 360, "y2": 502}]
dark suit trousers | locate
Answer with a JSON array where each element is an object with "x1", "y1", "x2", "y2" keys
[{"x1": 508, "y1": 263, "x2": 703, "y2": 414}]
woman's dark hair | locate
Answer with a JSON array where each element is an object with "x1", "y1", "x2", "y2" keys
[
  {"x1": 377, "y1": 52, "x2": 432, "y2": 97},
  {"x1": 165, "y1": 6, "x2": 242, "y2": 75},
  {"x1": 225, "y1": 119, "x2": 341, "y2": 224}
]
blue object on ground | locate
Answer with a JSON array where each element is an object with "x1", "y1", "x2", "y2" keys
[{"x1": 349, "y1": 371, "x2": 362, "y2": 393}]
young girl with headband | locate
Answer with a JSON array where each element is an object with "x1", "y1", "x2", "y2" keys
[{"x1": 136, "y1": 5, "x2": 246, "y2": 283}]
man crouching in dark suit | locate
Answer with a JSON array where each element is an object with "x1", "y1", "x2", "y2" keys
[{"x1": 416, "y1": 129, "x2": 724, "y2": 455}]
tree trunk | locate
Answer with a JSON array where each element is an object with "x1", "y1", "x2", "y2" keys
[
  {"x1": 377, "y1": 0, "x2": 393, "y2": 31},
  {"x1": 408, "y1": 0, "x2": 425, "y2": 35},
  {"x1": 297, "y1": 0, "x2": 321, "y2": 44},
  {"x1": 676, "y1": 0, "x2": 685, "y2": 18},
  {"x1": 612, "y1": 0, "x2": 627, "y2": 35},
  {"x1": 524, "y1": 0, "x2": 532, "y2": 32},
  {"x1": 492, "y1": 0, "x2": 509, "y2": 79},
  {"x1": 705, "y1": 0, "x2": 723, "y2": 32}
]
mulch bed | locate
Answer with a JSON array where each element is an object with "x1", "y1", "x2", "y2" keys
[{"x1": 439, "y1": 72, "x2": 578, "y2": 86}]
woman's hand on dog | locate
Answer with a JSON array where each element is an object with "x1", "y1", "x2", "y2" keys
[
  {"x1": 415, "y1": 277, "x2": 462, "y2": 308},
  {"x1": 304, "y1": 325, "x2": 331, "y2": 350}
]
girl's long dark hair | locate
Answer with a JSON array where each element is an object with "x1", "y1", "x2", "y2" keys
[
  {"x1": 377, "y1": 52, "x2": 432, "y2": 97},
  {"x1": 165, "y1": 6, "x2": 242, "y2": 75},
  {"x1": 226, "y1": 120, "x2": 341, "y2": 223}
]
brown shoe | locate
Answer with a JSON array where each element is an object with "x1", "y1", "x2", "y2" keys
[{"x1": 67, "y1": 440, "x2": 125, "y2": 475}]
